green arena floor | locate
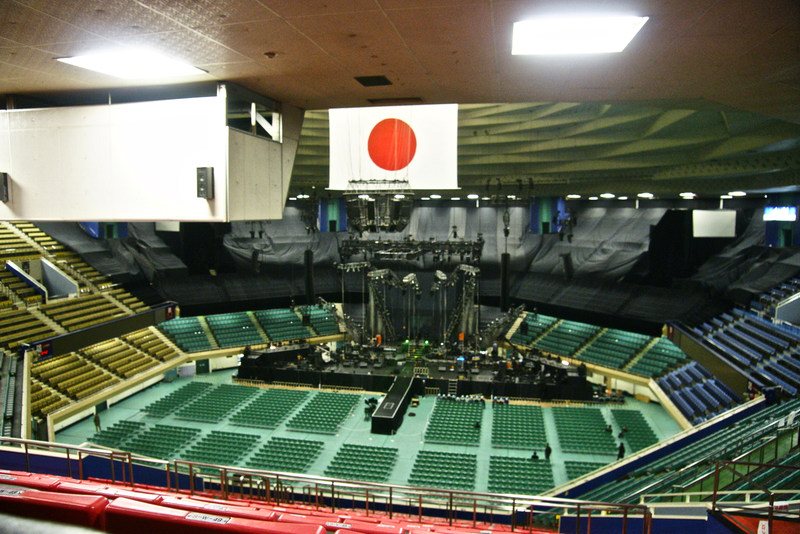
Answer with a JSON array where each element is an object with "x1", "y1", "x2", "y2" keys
[{"x1": 55, "y1": 368, "x2": 683, "y2": 493}]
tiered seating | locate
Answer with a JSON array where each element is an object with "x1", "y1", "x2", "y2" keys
[
  {"x1": 611, "y1": 409, "x2": 658, "y2": 452},
  {"x1": 533, "y1": 320, "x2": 600, "y2": 356},
  {"x1": 88, "y1": 420, "x2": 146, "y2": 449},
  {"x1": 324, "y1": 444, "x2": 398, "y2": 483},
  {"x1": 488, "y1": 456, "x2": 553, "y2": 494},
  {"x1": 229, "y1": 388, "x2": 309, "y2": 428},
  {"x1": 106, "y1": 287, "x2": 149, "y2": 313},
  {"x1": 174, "y1": 384, "x2": 260, "y2": 423},
  {"x1": 53, "y1": 251, "x2": 111, "y2": 291},
  {"x1": 0, "y1": 267, "x2": 43, "y2": 305},
  {"x1": 124, "y1": 424, "x2": 201, "y2": 460},
  {"x1": 509, "y1": 313, "x2": 558, "y2": 346},
  {"x1": 182, "y1": 430, "x2": 261, "y2": 469},
  {"x1": 578, "y1": 399, "x2": 800, "y2": 505},
  {"x1": 0, "y1": 308, "x2": 56, "y2": 350},
  {"x1": 408, "y1": 451, "x2": 477, "y2": 491},
  {"x1": 577, "y1": 329, "x2": 649, "y2": 369},
  {"x1": 141, "y1": 381, "x2": 214, "y2": 418},
  {"x1": 40, "y1": 295, "x2": 127, "y2": 332},
  {"x1": 7, "y1": 222, "x2": 61, "y2": 253},
  {"x1": 424, "y1": 398, "x2": 483, "y2": 445},
  {"x1": 491, "y1": 404, "x2": 547, "y2": 449},
  {"x1": 564, "y1": 461, "x2": 607, "y2": 480},
  {"x1": 29, "y1": 379, "x2": 70, "y2": 417},
  {"x1": 79, "y1": 339, "x2": 159, "y2": 379},
  {"x1": 285, "y1": 391, "x2": 359, "y2": 433},
  {"x1": 159, "y1": 316, "x2": 213, "y2": 352},
  {"x1": 298, "y1": 305, "x2": 340, "y2": 336},
  {"x1": 552, "y1": 407, "x2": 616, "y2": 454},
  {"x1": 205, "y1": 312, "x2": 265, "y2": 349},
  {"x1": 626, "y1": 337, "x2": 687, "y2": 377},
  {"x1": 253, "y1": 308, "x2": 313, "y2": 342},
  {"x1": 246, "y1": 437, "x2": 324, "y2": 473},
  {"x1": 657, "y1": 361, "x2": 739, "y2": 424},
  {"x1": 31, "y1": 352, "x2": 120, "y2": 400},
  {"x1": 121, "y1": 330, "x2": 180, "y2": 362}
]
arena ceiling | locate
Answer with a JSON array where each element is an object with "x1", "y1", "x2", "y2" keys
[{"x1": 1, "y1": 0, "x2": 799, "y2": 198}]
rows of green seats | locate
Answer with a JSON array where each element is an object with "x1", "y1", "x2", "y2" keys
[
  {"x1": 534, "y1": 320, "x2": 600, "y2": 356},
  {"x1": 125, "y1": 424, "x2": 201, "y2": 460},
  {"x1": 181, "y1": 430, "x2": 260, "y2": 469},
  {"x1": 141, "y1": 381, "x2": 214, "y2": 418},
  {"x1": 491, "y1": 404, "x2": 547, "y2": 449},
  {"x1": 246, "y1": 437, "x2": 324, "y2": 473},
  {"x1": 408, "y1": 451, "x2": 476, "y2": 491},
  {"x1": 159, "y1": 317, "x2": 212, "y2": 352},
  {"x1": 578, "y1": 329, "x2": 649, "y2": 369},
  {"x1": 324, "y1": 444, "x2": 398, "y2": 483},
  {"x1": 254, "y1": 309, "x2": 313, "y2": 342},
  {"x1": 627, "y1": 338, "x2": 688, "y2": 377},
  {"x1": 579, "y1": 399, "x2": 800, "y2": 505},
  {"x1": 175, "y1": 384, "x2": 260, "y2": 423},
  {"x1": 564, "y1": 460, "x2": 607, "y2": 480},
  {"x1": 611, "y1": 409, "x2": 659, "y2": 452},
  {"x1": 285, "y1": 391, "x2": 359, "y2": 433},
  {"x1": 509, "y1": 313, "x2": 558, "y2": 346},
  {"x1": 229, "y1": 388, "x2": 310, "y2": 428},
  {"x1": 552, "y1": 406, "x2": 616, "y2": 454},
  {"x1": 749, "y1": 451, "x2": 800, "y2": 501},
  {"x1": 88, "y1": 420, "x2": 145, "y2": 449},
  {"x1": 298, "y1": 306, "x2": 340, "y2": 336},
  {"x1": 424, "y1": 399, "x2": 483, "y2": 445},
  {"x1": 488, "y1": 456, "x2": 554, "y2": 494},
  {"x1": 205, "y1": 312, "x2": 265, "y2": 349}
]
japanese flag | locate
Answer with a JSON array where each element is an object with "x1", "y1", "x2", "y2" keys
[{"x1": 328, "y1": 104, "x2": 458, "y2": 191}]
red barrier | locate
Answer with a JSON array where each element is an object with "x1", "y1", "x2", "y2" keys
[
  {"x1": 0, "y1": 487, "x2": 108, "y2": 529},
  {"x1": 106, "y1": 497, "x2": 327, "y2": 534}
]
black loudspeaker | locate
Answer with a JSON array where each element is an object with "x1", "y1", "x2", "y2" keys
[
  {"x1": 304, "y1": 249, "x2": 315, "y2": 303},
  {"x1": 0, "y1": 172, "x2": 8, "y2": 202},
  {"x1": 520, "y1": 321, "x2": 529, "y2": 336},
  {"x1": 500, "y1": 252, "x2": 511, "y2": 311},
  {"x1": 196, "y1": 167, "x2": 214, "y2": 199},
  {"x1": 560, "y1": 252, "x2": 574, "y2": 282}
]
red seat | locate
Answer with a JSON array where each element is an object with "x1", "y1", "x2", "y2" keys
[{"x1": 0, "y1": 487, "x2": 108, "y2": 529}]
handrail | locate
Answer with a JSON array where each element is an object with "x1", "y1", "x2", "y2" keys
[{"x1": 1, "y1": 436, "x2": 652, "y2": 534}]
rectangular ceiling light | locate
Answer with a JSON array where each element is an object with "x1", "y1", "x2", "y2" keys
[
  {"x1": 57, "y1": 50, "x2": 205, "y2": 79},
  {"x1": 512, "y1": 15, "x2": 648, "y2": 55}
]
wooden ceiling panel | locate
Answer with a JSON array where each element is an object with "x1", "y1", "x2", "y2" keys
[
  {"x1": 255, "y1": 0, "x2": 378, "y2": 19},
  {"x1": 0, "y1": 2, "x2": 99, "y2": 45},
  {"x1": 137, "y1": 0, "x2": 278, "y2": 27},
  {"x1": 197, "y1": 19, "x2": 327, "y2": 62}
]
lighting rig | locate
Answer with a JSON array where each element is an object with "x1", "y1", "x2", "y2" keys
[{"x1": 339, "y1": 236, "x2": 484, "y2": 263}]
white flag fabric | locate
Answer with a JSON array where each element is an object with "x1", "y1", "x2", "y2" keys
[{"x1": 328, "y1": 104, "x2": 458, "y2": 191}]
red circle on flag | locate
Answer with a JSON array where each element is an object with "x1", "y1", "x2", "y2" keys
[{"x1": 367, "y1": 118, "x2": 417, "y2": 171}]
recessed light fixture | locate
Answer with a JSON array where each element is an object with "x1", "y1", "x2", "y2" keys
[
  {"x1": 467, "y1": 194, "x2": 479, "y2": 200},
  {"x1": 358, "y1": 194, "x2": 370, "y2": 199},
  {"x1": 289, "y1": 197, "x2": 297, "y2": 201},
  {"x1": 637, "y1": 192, "x2": 654, "y2": 198},
  {"x1": 481, "y1": 196, "x2": 491, "y2": 201},
  {"x1": 430, "y1": 194, "x2": 442, "y2": 199},
  {"x1": 57, "y1": 50, "x2": 205, "y2": 79},
  {"x1": 421, "y1": 197, "x2": 431, "y2": 201},
  {"x1": 512, "y1": 15, "x2": 649, "y2": 55},
  {"x1": 566, "y1": 194, "x2": 581, "y2": 199},
  {"x1": 728, "y1": 191, "x2": 747, "y2": 197},
  {"x1": 600, "y1": 193, "x2": 615, "y2": 199},
  {"x1": 589, "y1": 196, "x2": 599, "y2": 201},
  {"x1": 394, "y1": 194, "x2": 405, "y2": 199},
  {"x1": 680, "y1": 192, "x2": 696, "y2": 198},
  {"x1": 720, "y1": 195, "x2": 733, "y2": 199},
  {"x1": 618, "y1": 196, "x2": 628, "y2": 200},
  {"x1": 507, "y1": 194, "x2": 517, "y2": 200},
  {"x1": 451, "y1": 197, "x2": 461, "y2": 201}
]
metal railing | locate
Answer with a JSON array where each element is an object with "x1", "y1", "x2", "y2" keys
[{"x1": 0, "y1": 436, "x2": 652, "y2": 534}]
